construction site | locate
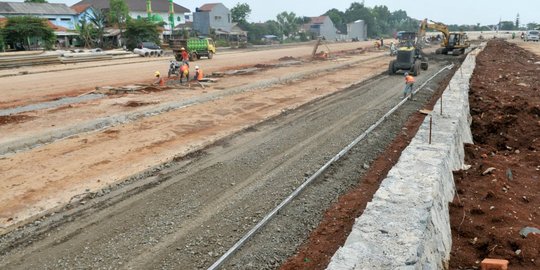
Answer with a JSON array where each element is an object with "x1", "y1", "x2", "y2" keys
[{"x1": 1, "y1": 8, "x2": 540, "y2": 269}]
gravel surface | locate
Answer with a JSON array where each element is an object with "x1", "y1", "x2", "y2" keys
[{"x1": 0, "y1": 60, "x2": 453, "y2": 270}]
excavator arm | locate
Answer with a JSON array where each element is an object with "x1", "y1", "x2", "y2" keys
[{"x1": 418, "y1": 19, "x2": 450, "y2": 47}]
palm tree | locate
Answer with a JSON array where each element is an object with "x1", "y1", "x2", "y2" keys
[{"x1": 89, "y1": 9, "x2": 107, "y2": 47}]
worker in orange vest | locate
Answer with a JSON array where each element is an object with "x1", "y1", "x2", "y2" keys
[
  {"x1": 193, "y1": 66, "x2": 204, "y2": 82},
  {"x1": 153, "y1": 71, "x2": 165, "y2": 86},
  {"x1": 179, "y1": 63, "x2": 189, "y2": 84},
  {"x1": 403, "y1": 72, "x2": 415, "y2": 100}
]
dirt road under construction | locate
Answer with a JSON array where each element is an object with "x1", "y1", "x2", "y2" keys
[{"x1": 0, "y1": 38, "x2": 461, "y2": 269}]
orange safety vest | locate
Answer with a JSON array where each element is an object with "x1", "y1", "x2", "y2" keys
[
  {"x1": 180, "y1": 64, "x2": 189, "y2": 73},
  {"x1": 197, "y1": 69, "x2": 204, "y2": 81},
  {"x1": 405, "y1": 75, "x2": 415, "y2": 84}
]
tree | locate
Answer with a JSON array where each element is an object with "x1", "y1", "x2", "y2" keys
[
  {"x1": 3, "y1": 16, "x2": 55, "y2": 50},
  {"x1": 109, "y1": 0, "x2": 130, "y2": 46},
  {"x1": 231, "y1": 3, "x2": 251, "y2": 24},
  {"x1": 276, "y1": 11, "x2": 301, "y2": 38},
  {"x1": 24, "y1": 0, "x2": 47, "y2": 3},
  {"x1": 344, "y1": 2, "x2": 376, "y2": 37},
  {"x1": 500, "y1": 21, "x2": 515, "y2": 30},
  {"x1": 324, "y1": 8, "x2": 346, "y2": 34},
  {"x1": 76, "y1": 18, "x2": 97, "y2": 48},
  {"x1": 89, "y1": 9, "x2": 107, "y2": 47},
  {"x1": 124, "y1": 18, "x2": 160, "y2": 50},
  {"x1": 527, "y1": 22, "x2": 540, "y2": 30}
]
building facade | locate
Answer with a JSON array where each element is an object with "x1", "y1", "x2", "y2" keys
[
  {"x1": 0, "y1": 2, "x2": 77, "y2": 30},
  {"x1": 193, "y1": 3, "x2": 232, "y2": 36},
  {"x1": 347, "y1": 20, "x2": 368, "y2": 41},
  {"x1": 303, "y1": 16, "x2": 339, "y2": 40}
]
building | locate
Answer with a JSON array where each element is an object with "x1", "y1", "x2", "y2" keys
[
  {"x1": 302, "y1": 16, "x2": 339, "y2": 41},
  {"x1": 193, "y1": 3, "x2": 233, "y2": 36},
  {"x1": 347, "y1": 20, "x2": 367, "y2": 41},
  {"x1": 72, "y1": 0, "x2": 190, "y2": 32},
  {"x1": 0, "y1": 2, "x2": 77, "y2": 30}
]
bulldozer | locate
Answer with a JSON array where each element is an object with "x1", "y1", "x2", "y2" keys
[
  {"x1": 388, "y1": 31, "x2": 429, "y2": 76},
  {"x1": 418, "y1": 19, "x2": 470, "y2": 55}
]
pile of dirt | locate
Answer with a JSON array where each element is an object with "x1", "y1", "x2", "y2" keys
[
  {"x1": 0, "y1": 114, "x2": 35, "y2": 126},
  {"x1": 449, "y1": 40, "x2": 540, "y2": 269}
]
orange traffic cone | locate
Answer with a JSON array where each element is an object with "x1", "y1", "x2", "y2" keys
[{"x1": 159, "y1": 77, "x2": 166, "y2": 87}]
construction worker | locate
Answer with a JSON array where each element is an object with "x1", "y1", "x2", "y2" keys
[
  {"x1": 153, "y1": 71, "x2": 161, "y2": 84},
  {"x1": 193, "y1": 66, "x2": 204, "y2": 82},
  {"x1": 403, "y1": 72, "x2": 415, "y2": 100},
  {"x1": 180, "y1": 47, "x2": 189, "y2": 66},
  {"x1": 179, "y1": 62, "x2": 189, "y2": 84}
]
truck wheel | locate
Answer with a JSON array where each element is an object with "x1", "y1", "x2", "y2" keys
[
  {"x1": 412, "y1": 62, "x2": 420, "y2": 76},
  {"x1": 388, "y1": 60, "x2": 395, "y2": 75},
  {"x1": 190, "y1": 52, "x2": 197, "y2": 61},
  {"x1": 421, "y1": 62, "x2": 428, "y2": 70},
  {"x1": 208, "y1": 52, "x2": 213, "y2": 59}
]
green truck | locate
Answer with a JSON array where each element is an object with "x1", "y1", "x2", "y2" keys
[{"x1": 169, "y1": 38, "x2": 216, "y2": 61}]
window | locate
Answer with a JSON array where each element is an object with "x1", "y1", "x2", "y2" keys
[
  {"x1": 177, "y1": 16, "x2": 181, "y2": 21},
  {"x1": 214, "y1": 16, "x2": 221, "y2": 20},
  {"x1": 48, "y1": 18, "x2": 56, "y2": 21},
  {"x1": 60, "y1": 18, "x2": 71, "y2": 21},
  {"x1": 184, "y1": 15, "x2": 189, "y2": 20}
]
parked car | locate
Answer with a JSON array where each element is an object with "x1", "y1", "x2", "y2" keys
[
  {"x1": 138, "y1": 42, "x2": 161, "y2": 50},
  {"x1": 525, "y1": 30, "x2": 540, "y2": 42},
  {"x1": 133, "y1": 41, "x2": 163, "y2": 57}
]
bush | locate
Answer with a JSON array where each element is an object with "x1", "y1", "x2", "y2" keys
[
  {"x1": 3, "y1": 16, "x2": 56, "y2": 50},
  {"x1": 214, "y1": 39, "x2": 230, "y2": 47},
  {"x1": 124, "y1": 18, "x2": 161, "y2": 50}
]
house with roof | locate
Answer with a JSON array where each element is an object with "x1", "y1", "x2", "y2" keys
[
  {"x1": 0, "y1": 2, "x2": 77, "y2": 30},
  {"x1": 72, "y1": 0, "x2": 190, "y2": 33},
  {"x1": 302, "y1": 15, "x2": 339, "y2": 41},
  {"x1": 193, "y1": 3, "x2": 233, "y2": 36}
]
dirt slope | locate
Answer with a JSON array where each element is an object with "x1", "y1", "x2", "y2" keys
[{"x1": 450, "y1": 40, "x2": 540, "y2": 269}]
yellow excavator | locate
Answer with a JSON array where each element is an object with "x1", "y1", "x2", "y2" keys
[{"x1": 418, "y1": 19, "x2": 470, "y2": 55}]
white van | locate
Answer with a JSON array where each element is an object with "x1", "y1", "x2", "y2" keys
[{"x1": 525, "y1": 30, "x2": 539, "y2": 42}]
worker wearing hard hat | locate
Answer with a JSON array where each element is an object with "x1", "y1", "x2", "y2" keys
[
  {"x1": 180, "y1": 47, "x2": 189, "y2": 66},
  {"x1": 153, "y1": 71, "x2": 165, "y2": 86},
  {"x1": 403, "y1": 72, "x2": 415, "y2": 100},
  {"x1": 179, "y1": 62, "x2": 189, "y2": 84},
  {"x1": 193, "y1": 66, "x2": 204, "y2": 82}
]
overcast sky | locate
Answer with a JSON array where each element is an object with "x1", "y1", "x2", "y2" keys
[{"x1": 12, "y1": 0, "x2": 540, "y2": 25}]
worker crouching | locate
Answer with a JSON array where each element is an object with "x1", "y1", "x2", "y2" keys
[
  {"x1": 153, "y1": 71, "x2": 165, "y2": 86},
  {"x1": 179, "y1": 63, "x2": 189, "y2": 84}
]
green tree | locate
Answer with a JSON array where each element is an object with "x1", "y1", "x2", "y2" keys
[
  {"x1": 231, "y1": 3, "x2": 251, "y2": 24},
  {"x1": 89, "y1": 9, "x2": 107, "y2": 47},
  {"x1": 0, "y1": 32, "x2": 5, "y2": 52},
  {"x1": 3, "y1": 16, "x2": 55, "y2": 50},
  {"x1": 527, "y1": 22, "x2": 540, "y2": 30},
  {"x1": 24, "y1": 0, "x2": 47, "y2": 3},
  {"x1": 109, "y1": 0, "x2": 130, "y2": 47},
  {"x1": 500, "y1": 21, "x2": 515, "y2": 30},
  {"x1": 276, "y1": 11, "x2": 301, "y2": 38},
  {"x1": 325, "y1": 8, "x2": 346, "y2": 34},
  {"x1": 124, "y1": 18, "x2": 160, "y2": 50},
  {"x1": 76, "y1": 18, "x2": 97, "y2": 48},
  {"x1": 345, "y1": 2, "x2": 376, "y2": 37}
]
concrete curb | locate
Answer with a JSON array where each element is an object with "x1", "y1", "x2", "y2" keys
[
  {"x1": 0, "y1": 54, "x2": 385, "y2": 156},
  {"x1": 326, "y1": 44, "x2": 485, "y2": 270}
]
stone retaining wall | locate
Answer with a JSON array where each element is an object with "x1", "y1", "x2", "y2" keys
[{"x1": 327, "y1": 45, "x2": 484, "y2": 270}]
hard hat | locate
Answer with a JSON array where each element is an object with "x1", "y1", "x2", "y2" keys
[
  {"x1": 180, "y1": 47, "x2": 185, "y2": 50},
  {"x1": 404, "y1": 72, "x2": 409, "y2": 76},
  {"x1": 154, "y1": 71, "x2": 160, "y2": 77},
  {"x1": 195, "y1": 66, "x2": 199, "y2": 69}
]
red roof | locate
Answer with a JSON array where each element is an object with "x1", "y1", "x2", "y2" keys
[
  {"x1": 46, "y1": 21, "x2": 69, "y2": 31},
  {"x1": 0, "y1": 17, "x2": 6, "y2": 27},
  {"x1": 199, "y1": 3, "x2": 219, "y2": 12},
  {"x1": 310, "y1": 16, "x2": 327, "y2": 24},
  {"x1": 71, "y1": 3, "x2": 91, "y2": 14}
]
